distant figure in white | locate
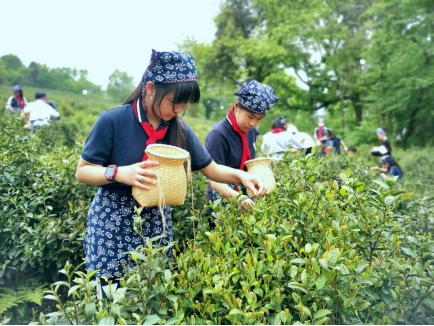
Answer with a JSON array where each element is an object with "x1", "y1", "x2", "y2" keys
[
  {"x1": 284, "y1": 119, "x2": 315, "y2": 155},
  {"x1": 261, "y1": 117, "x2": 295, "y2": 160},
  {"x1": 24, "y1": 92, "x2": 60, "y2": 133}
]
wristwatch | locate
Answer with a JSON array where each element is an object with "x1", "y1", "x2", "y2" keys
[{"x1": 105, "y1": 165, "x2": 118, "y2": 183}]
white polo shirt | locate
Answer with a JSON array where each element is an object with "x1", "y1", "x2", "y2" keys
[{"x1": 24, "y1": 100, "x2": 59, "y2": 126}]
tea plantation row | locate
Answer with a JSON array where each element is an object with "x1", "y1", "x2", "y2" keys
[{"x1": 1, "y1": 112, "x2": 434, "y2": 325}]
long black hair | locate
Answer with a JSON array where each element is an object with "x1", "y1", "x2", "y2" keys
[
  {"x1": 124, "y1": 81, "x2": 200, "y2": 150},
  {"x1": 380, "y1": 155, "x2": 404, "y2": 175}
]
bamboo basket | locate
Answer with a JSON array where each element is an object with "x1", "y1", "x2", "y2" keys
[
  {"x1": 132, "y1": 144, "x2": 191, "y2": 207},
  {"x1": 244, "y1": 157, "x2": 276, "y2": 198}
]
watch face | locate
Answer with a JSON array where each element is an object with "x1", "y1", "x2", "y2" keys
[{"x1": 106, "y1": 167, "x2": 115, "y2": 177}]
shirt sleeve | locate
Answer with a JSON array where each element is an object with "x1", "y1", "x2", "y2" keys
[
  {"x1": 182, "y1": 121, "x2": 213, "y2": 171},
  {"x1": 205, "y1": 129, "x2": 229, "y2": 166},
  {"x1": 81, "y1": 111, "x2": 114, "y2": 166},
  {"x1": 5, "y1": 96, "x2": 12, "y2": 110},
  {"x1": 48, "y1": 105, "x2": 60, "y2": 118},
  {"x1": 23, "y1": 102, "x2": 32, "y2": 113}
]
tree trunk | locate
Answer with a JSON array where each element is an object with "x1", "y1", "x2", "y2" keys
[
  {"x1": 402, "y1": 89, "x2": 424, "y2": 149},
  {"x1": 352, "y1": 92, "x2": 363, "y2": 125}
]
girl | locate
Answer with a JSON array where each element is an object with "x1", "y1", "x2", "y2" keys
[
  {"x1": 371, "y1": 155, "x2": 404, "y2": 180},
  {"x1": 205, "y1": 80, "x2": 279, "y2": 213},
  {"x1": 321, "y1": 128, "x2": 348, "y2": 155},
  {"x1": 5, "y1": 85, "x2": 27, "y2": 116},
  {"x1": 371, "y1": 128, "x2": 392, "y2": 157},
  {"x1": 75, "y1": 50, "x2": 266, "y2": 297}
]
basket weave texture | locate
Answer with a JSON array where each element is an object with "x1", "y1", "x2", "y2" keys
[
  {"x1": 244, "y1": 157, "x2": 276, "y2": 198},
  {"x1": 132, "y1": 144, "x2": 190, "y2": 207}
]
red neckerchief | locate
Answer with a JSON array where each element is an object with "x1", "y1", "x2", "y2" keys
[
  {"x1": 318, "y1": 126, "x2": 323, "y2": 139},
  {"x1": 133, "y1": 99, "x2": 168, "y2": 161},
  {"x1": 228, "y1": 107, "x2": 251, "y2": 191},
  {"x1": 271, "y1": 128, "x2": 285, "y2": 134},
  {"x1": 17, "y1": 97, "x2": 24, "y2": 109}
]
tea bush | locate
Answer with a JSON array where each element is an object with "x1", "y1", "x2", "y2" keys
[
  {"x1": 2, "y1": 109, "x2": 434, "y2": 324},
  {"x1": 0, "y1": 112, "x2": 95, "y2": 285},
  {"x1": 41, "y1": 153, "x2": 434, "y2": 325}
]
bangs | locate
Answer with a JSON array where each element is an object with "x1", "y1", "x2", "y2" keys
[{"x1": 172, "y1": 81, "x2": 200, "y2": 104}]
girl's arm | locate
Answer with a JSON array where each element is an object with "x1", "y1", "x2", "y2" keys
[
  {"x1": 76, "y1": 159, "x2": 159, "y2": 190},
  {"x1": 201, "y1": 161, "x2": 266, "y2": 197},
  {"x1": 210, "y1": 181, "x2": 240, "y2": 198},
  {"x1": 370, "y1": 166, "x2": 388, "y2": 173},
  {"x1": 341, "y1": 140, "x2": 348, "y2": 152},
  {"x1": 5, "y1": 97, "x2": 13, "y2": 111}
]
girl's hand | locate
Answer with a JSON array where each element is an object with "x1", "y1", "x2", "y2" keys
[
  {"x1": 116, "y1": 161, "x2": 160, "y2": 190},
  {"x1": 240, "y1": 172, "x2": 267, "y2": 197},
  {"x1": 241, "y1": 198, "x2": 254, "y2": 212},
  {"x1": 370, "y1": 166, "x2": 379, "y2": 171},
  {"x1": 237, "y1": 195, "x2": 254, "y2": 213}
]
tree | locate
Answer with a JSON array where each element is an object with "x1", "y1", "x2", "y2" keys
[
  {"x1": 364, "y1": 0, "x2": 434, "y2": 147},
  {"x1": 0, "y1": 58, "x2": 7, "y2": 85},
  {"x1": 107, "y1": 70, "x2": 134, "y2": 103},
  {"x1": 1, "y1": 54, "x2": 23, "y2": 70}
]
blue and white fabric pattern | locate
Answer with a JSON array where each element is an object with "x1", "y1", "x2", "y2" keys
[
  {"x1": 143, "y1": 49, "x2": 197, "y2": 85},
  {"x1": 84, "y1": 188, "x2": 173, "y2": 278},
  {"x1": 234, "y1": 79, "x2": 279, "y2": 115},
  {"x1": 211, "y1": 183, "x2": 248, "y2": 207}
]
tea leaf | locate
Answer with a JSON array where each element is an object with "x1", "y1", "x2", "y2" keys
[
  {"x1": 314, "y1": 309, "x2": 332, "y2": 320},
  {"x1": 98, "y1": 317, "x2": 115, "y2": 325}
]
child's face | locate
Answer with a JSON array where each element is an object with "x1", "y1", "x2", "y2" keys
[
  {"x1": 377, "y1": 133, "x2": 385, "y2": 140},
  {"x1": 157, "y1": 92, "x2": 188, "y2": 121},
  {"x1": 381, "y1": 163, "x2": 390, "y2": 169},
  {"x1": 234, "y1": 102, "x2": 264, "y2": 133}
]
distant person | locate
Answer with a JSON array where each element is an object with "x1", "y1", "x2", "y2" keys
[
  {"x1": 261, "y1": 117, "x2": 295, "y2": 159},
  {"x1": 371, "y1": 128, "x2": 392, "y2": 156},
  {"x1": 347, "y1": 146, "x2": 357, "y2": 155},
  {"x1": 283, "y1": 119, "x2": 315, "y2": 155},
  {"x1": 314, "y1": 118, "x2": 326, "y2": 146},
  {"x1": 24, "y1": 92, "x2": 60, "y2": 133},
  {"x1": 321, "y1": 128, "x2": 348, "y2": 155},
  {"x1": 5, "y1": 84, "x2": 28, "y2": 116},
  {"x1": 46, "y1": 97, "x2": 61, "y2": 121},
  {"x1": 371, "y1": 155, "x2": 403, "y2": 180}
]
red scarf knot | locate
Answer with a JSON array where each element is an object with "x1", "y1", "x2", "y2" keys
[
  {"x1": 318, "y1": 126, "x2": 323, "y2": 139},
  {"x1": 134, "y1": 99, "x2": 168, "y2": 161}
]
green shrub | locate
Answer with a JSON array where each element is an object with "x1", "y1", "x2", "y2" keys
[
  {"x1": 0, "y1": 112, "x2": 95, "y2": 285},
  {"x1": 42, "y1": 154, "x2": 434, "y2": 325}
]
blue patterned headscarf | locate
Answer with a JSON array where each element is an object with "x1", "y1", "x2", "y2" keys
[
  {"x1": 234, "y1": 80, "x2": 279, "y2": 115},
  {"x1": 12, "y1": 84, "x2": 21, "y2": 92},
  {"x1": 142, "y1": 49, "x2": 197, "y2": 85},
  {"x1": 141, "y1": 49, "x2": 198, "y2": 110}
]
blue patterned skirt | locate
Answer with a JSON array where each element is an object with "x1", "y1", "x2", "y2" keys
[{"x1": 84, "y1": 187, "x2": 173, "y2": 278}]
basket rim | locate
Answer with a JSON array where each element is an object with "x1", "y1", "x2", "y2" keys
[
  {"x1": 244, "y1": 157, "x2": 272, "y2": 166},
  {"x1": 145, "y1": 144, "x2": 190, "y2": 159}
]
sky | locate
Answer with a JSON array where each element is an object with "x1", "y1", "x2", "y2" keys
[{"x1": 0, "y1": 0, "x2": 221, "y2": 89}]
